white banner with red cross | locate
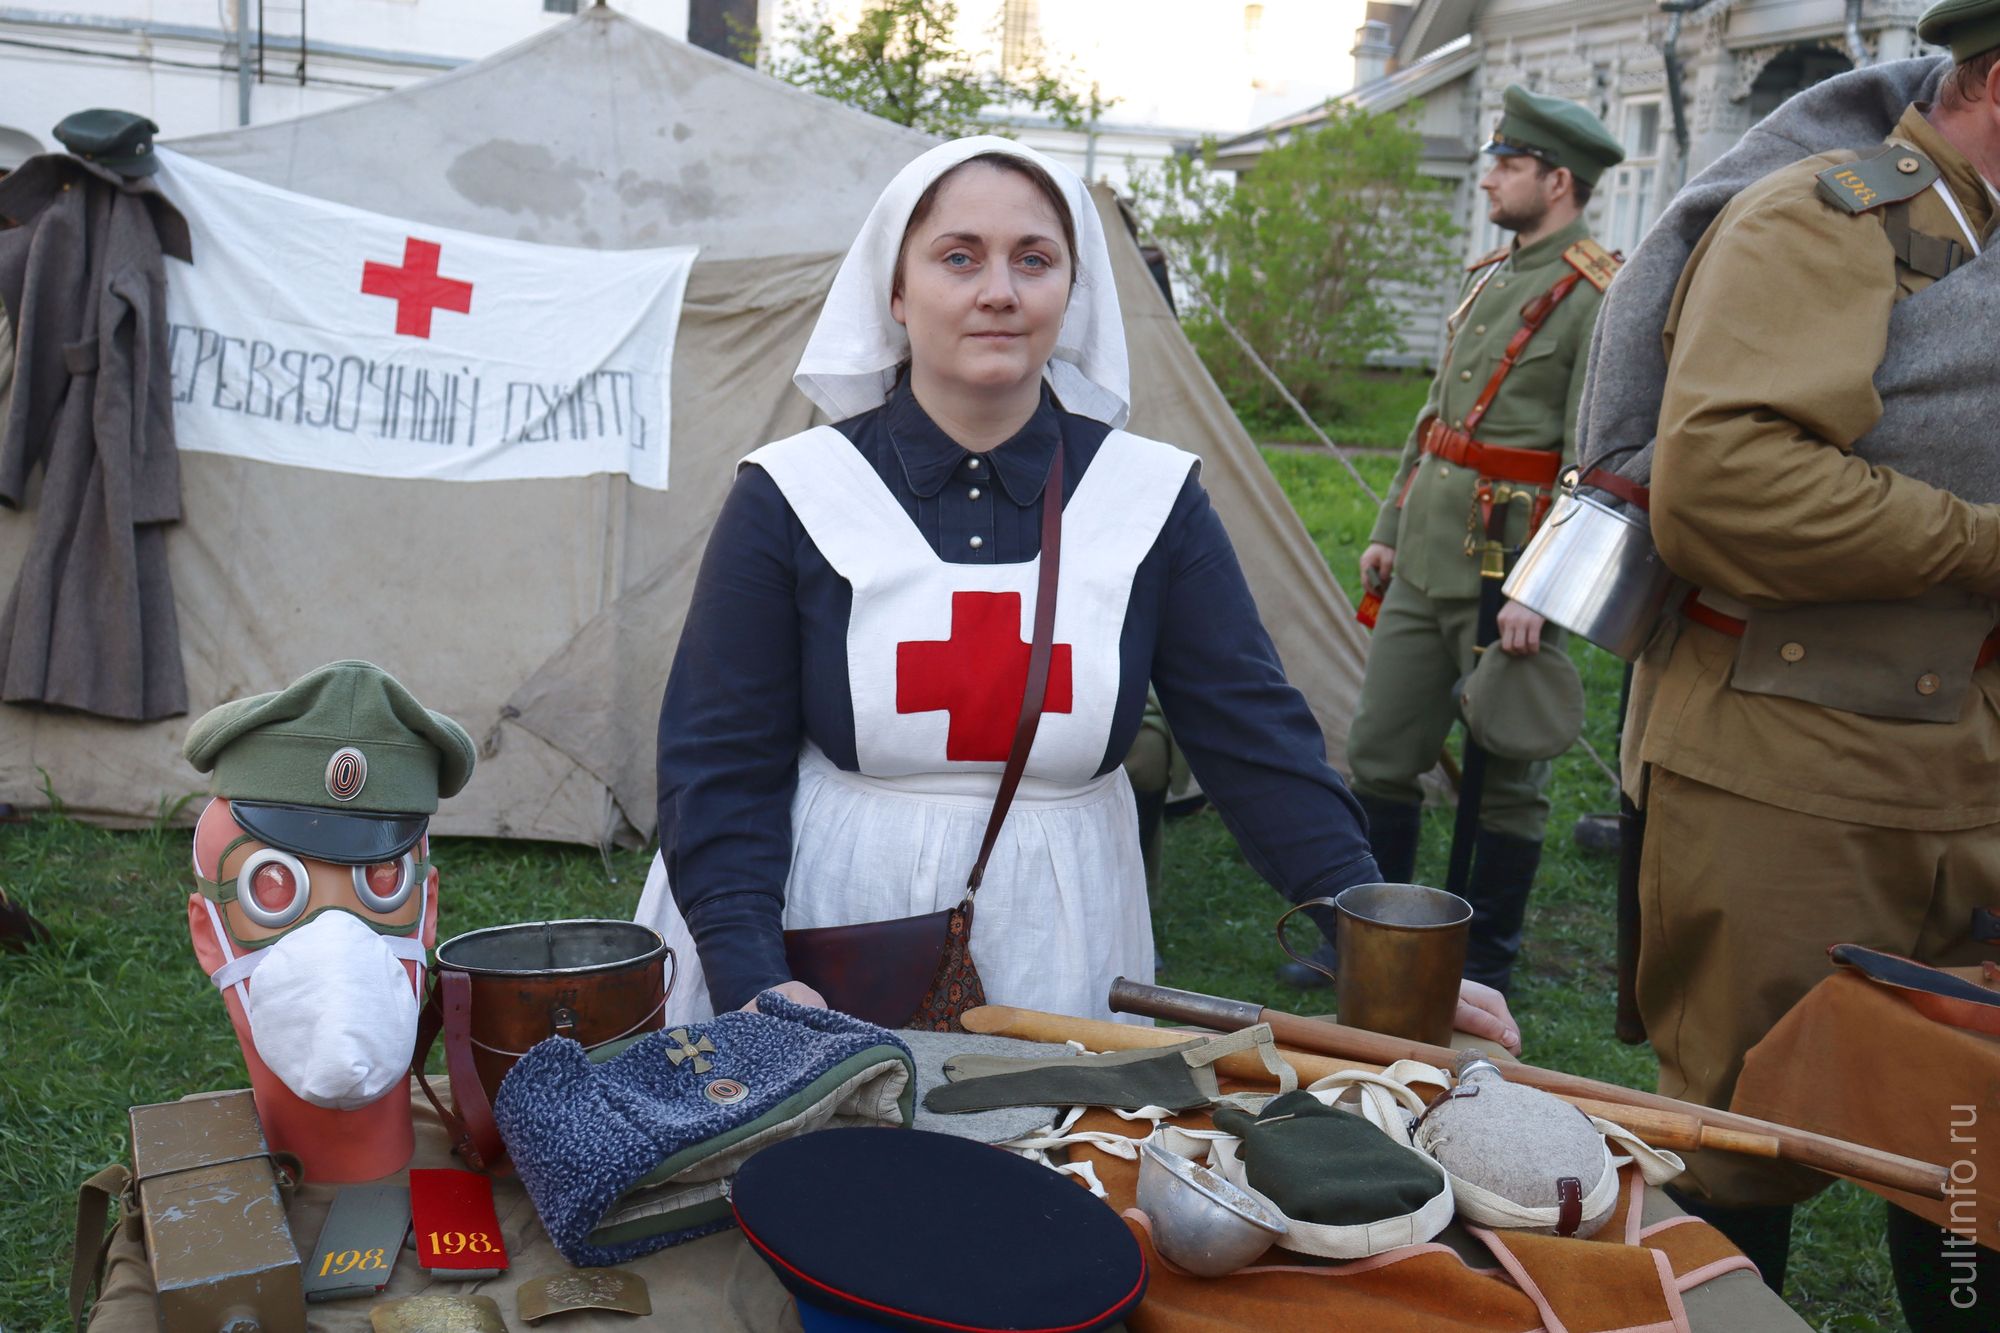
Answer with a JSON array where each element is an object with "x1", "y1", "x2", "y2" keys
[{"x1": 151, "y1": 149, "x2": 697, "y2": 489}]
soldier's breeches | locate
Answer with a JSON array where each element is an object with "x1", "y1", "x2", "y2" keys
[
  {"x1": 1637, "y1": 766, "x2": 1999, "y2": 1207},
  {"x1": 1346, "y1": 578, "x2": 1552, "y2": 841}
]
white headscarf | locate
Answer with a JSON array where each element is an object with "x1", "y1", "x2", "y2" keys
[{"x1": 793, "y1": 136, "x2": 1131, "y2": 428}]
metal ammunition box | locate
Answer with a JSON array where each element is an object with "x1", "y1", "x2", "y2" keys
[{"x1": 129, "y1": 1090, "x2": 306, "y2": 1332}]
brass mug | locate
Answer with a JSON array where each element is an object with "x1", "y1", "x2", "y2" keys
[{"x1": 1333, "y1": 883, "x2": 1471, "y2": 1046}]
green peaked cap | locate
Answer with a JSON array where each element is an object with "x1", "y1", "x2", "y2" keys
[
  {"x1": 1919, "y1": 0, "x2": 2000, "y2": 61},
  {"x1": 184, "y1": 660, "x2": 475, "y2": 815},
  {"x1": 1455, "y1": 646, "x2": 1586, "y2": 763},
  {"x1": 1483, "y1": 85, "x2": 1625, "y2": 187},
  {"x1": 52, "y1": 108, "x2": 161, "y2": 177}
]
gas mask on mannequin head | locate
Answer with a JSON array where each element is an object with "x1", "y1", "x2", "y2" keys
[
  {"x1": 183, "y1": 660, "x2": 475, "y2": 1161},
  {"x1": 192, "y1": 796, "x2": 433, "y2": 1109}
]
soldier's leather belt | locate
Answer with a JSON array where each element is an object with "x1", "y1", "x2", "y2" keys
[
  {"x1": 1683, "y1": 589, "x2": 2000, "y2": 669},
  {"x1": 1420, "y1": 420, "x2": 1563, "y2": 488}
]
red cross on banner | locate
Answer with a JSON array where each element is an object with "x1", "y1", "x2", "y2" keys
[
  {"x1": 897, "y1": 591, "x2": 1073, "y2": 762},
  {"x1": 361, "y1": 237, "x2": 474, "y2": 339}
]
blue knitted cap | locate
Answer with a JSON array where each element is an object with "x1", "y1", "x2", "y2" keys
[{"x1": 494, "y1": 991, "x2": 916, "y2": 1267}]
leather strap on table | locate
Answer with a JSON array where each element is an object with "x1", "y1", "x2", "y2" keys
[
  {"x1": 965, "y1": 444, "x2": 1064, "y2": 896},
  {"x1": 1555, "y1": 1176, "x2": 1584, "y2": 1238},
  {"x1": 1681, "y1": 588, "x2": 2000, "y2": 667},
  {"x1": 412, "y1": 969, "x2": 507, "y2": 1172},
  {"x1": 1462, "y1": 270, "x2": 1587, "y2": 436}
]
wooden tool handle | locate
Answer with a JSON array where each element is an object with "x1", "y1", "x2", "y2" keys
[
  {"x1": 959, "y1": 1006, "x2": 1724, "y2": 1151},
  {"x1": 1102, "y1": 981, "x2": 1949, "y2": 1200}
]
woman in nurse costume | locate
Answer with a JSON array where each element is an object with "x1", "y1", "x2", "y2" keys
[{"x1": 638, "y1": 137, "x2": 1519, "y2": 1048}]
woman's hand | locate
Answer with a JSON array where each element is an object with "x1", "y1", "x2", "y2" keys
[
  {"x1": 740, "y1": 980, "x2": 828, "y2": 1012},
  {"x1": 1453, "y1": 979, "x2": 1521, "y2": 1055}
]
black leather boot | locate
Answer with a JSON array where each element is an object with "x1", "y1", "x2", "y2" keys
[
  {"x1": 1665, "y1": 1186, "x2": 1793, "y2": 1295},
  {"x1": 1887, "y1": 1201, "x2": 1999, "y2": 1331},
  {"x1": 1358, "y1": 794, "x2": 1423, "y2": 886},
  {"x1": 1462, "y1": 829, "x2": 1542, "y2": 994}
]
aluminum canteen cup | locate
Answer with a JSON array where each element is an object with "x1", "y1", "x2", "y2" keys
[
  {"x1": 1137, "y1": 1137, "x2": 1288, "y2": 1276},
  {"x1": 1503, "y1": 473, "x2": 1680, "y2": 661}
]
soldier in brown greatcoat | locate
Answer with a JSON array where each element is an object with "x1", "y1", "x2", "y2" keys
[{"x1": 1633, "y1": 2, "x2": 2000, "y2": 1321}]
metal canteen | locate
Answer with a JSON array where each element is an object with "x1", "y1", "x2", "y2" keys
[
  {"x1": 1137, "y1": 1138, "x2": 1287, "y2": 1276},
  {"x1": 1502, "y1": 472, "x2": 1680, "y2": 661}
]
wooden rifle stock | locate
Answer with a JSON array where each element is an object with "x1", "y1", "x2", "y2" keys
[{"x1": 1100, "y1": 978, "x2": 1947, "y2": 1200}]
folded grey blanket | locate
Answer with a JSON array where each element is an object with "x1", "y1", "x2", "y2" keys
[{"x1": 1578, "y1": 56, "x2": 2000, "y2": 506}]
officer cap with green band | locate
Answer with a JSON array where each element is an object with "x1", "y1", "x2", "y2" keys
[
  {"x1": 1482, "y1": 85, "x2": 1625, "y2": 187},
  {"x1": 52, "y1": 109, "x2": 161, "y2": 178},
  {"x1": 1919, "y1": 0, "x2": 2000, "y2": 61},
  {"x1": 184, "y1": 660, "x2": 475, "y2": 865}
]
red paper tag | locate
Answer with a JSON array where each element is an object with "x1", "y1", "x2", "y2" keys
[{"x1": 408, "y1": 1168, "x2": 509, "y2": 1272}]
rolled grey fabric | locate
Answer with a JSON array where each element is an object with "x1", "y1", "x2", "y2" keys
[
  {"x1": 1576, "y1": 57, "x2": 2000, "y2": 503},
  {"x1": 901, "y1": 1028, "x2": 1071, "y2": 1143}
]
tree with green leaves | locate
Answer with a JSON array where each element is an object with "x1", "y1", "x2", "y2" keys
[
  {"x1": 1129, "y1": 105, "x2": 1460, "y2": 429},
  {"x1": 755, "y1": 0, "x2": 1089, "y2": 138}
]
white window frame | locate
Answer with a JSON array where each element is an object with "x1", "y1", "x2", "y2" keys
[{"x1": 1601, "y1": 97, "x2": 1663, "y2": 255}]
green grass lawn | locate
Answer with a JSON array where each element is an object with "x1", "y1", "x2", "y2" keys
[
  {"x1": 0, "y1": 449, "x2": 1900, "y2": 1331},
  {"x1": 1239, "y1": 367, "x2": 1432, "y2": 450}
]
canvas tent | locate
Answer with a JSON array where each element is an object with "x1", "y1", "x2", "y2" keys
[{"x1": 0, "y1": 5, "x2": 1369, "y2": 847}]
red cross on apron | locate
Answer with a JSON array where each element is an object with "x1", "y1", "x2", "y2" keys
[
  {"x1": 897, "y1": 591, "x2": 1074, "y2": 762},
  {"x1": 742, "y1": 425, "x2": 1194, "y2": 783}
]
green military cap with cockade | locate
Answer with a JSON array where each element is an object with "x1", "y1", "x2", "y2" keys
[
  {"x1": 1919, "y1": 0, "x2": 2000, "y2": 60},
  {"x1": 1481, "y1": 85, "x2": 1626, "y2": 187},
  {"x1": 52, "y1": 109, "x2": 161, "y2": 178},
  {"x1": 184, "y1": 660, "x2": 475, "y2": 865}
]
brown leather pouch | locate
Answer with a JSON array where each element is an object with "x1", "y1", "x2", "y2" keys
[
  {"x1": 780, "y1": 446, "x2": 1064, "y2": 1033},
  {"x1": 785, "y1": 905, "x2": 954, "y2": 1029}
]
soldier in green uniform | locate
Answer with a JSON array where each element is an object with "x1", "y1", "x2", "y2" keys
[{"x1": 1285, "y1": 88, "x2": 1624, "y2": 991}]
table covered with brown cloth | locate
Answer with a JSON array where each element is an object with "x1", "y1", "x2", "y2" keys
[
  {"x1": 1734, "y1": 968, "x2": 2000, "y2": 1244},
  {"x1": 84, "y1": 1081, "x2": 1809, "y2": 1332}
]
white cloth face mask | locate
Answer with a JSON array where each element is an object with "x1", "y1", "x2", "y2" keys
[{"x1": 210, "y1": 907, "x2": 425, "y2": 1110}]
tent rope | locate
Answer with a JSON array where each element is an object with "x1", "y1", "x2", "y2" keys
[
  {"x1": 1159, "y1": 262, "x2": 1383, "y2": 505},
  {"x1": 1576, "y1": 733, "x2": 1623, "y2": 793}
]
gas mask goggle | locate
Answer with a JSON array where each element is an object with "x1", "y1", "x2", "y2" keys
[{"x1": 192, "y1": 796, "x2": 433, "y2": 1110}]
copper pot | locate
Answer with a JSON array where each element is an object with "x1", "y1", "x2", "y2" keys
[{"x1": 433, "y1": 919, "x2": 673, "y2": 1103}]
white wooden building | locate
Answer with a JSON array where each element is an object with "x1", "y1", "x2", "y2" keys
[{"x1": 1214, "y1": 0, "x2": 1939, "y2": 367}]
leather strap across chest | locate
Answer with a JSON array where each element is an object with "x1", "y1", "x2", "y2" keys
[
  {"x1": 1462, "y1": 269, "x2": 1587, "y2": 435},
  {"x1": 1405, "y1": 265, "x2": 1587, "y2": 534}
]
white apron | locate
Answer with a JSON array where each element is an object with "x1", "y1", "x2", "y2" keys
[{"x1": 639, "y1": 426, "x2": 1196, "y2": 1023}]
